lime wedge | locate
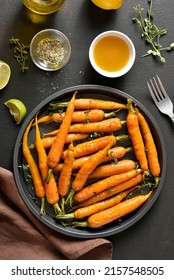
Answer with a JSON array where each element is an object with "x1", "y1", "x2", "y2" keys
[
  {"x1": 4, "y1": 99, "x2": 27, "y2": 124},
  {"x1": 0, "y1": 60, "x2": 11, "y2": 90}
]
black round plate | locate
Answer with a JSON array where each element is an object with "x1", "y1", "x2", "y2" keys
[{"x1": 13, "y1": 85, "x2": 166, "y2": 238}]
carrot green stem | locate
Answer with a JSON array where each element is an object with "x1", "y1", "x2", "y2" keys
[
  {"x1": 121, "y1": 120, "x2": 126, "y2": 125},
  {"x1": 29, "y1": 143, "x2": 35, "y2": 150},
  {"x1": 72, "y1": 221, "x2": 88, "y2": 228},
  {"x1": 104, "y1": 110, "x2": 119, "y2": 119},
  {"x1": 40, "y1": 197, "x2": 46, "y2": 215},
  {"x1": 53, "y1": 203, "x2": 62, "y2": 215},
  {"x1": 56, "y1": 212, "x2": 75, "y2": 219},
  {"x1": 127, "y1": 99, "x2": 134, "y2": 112},
  {"x1": 50, "y1": 101, "x2": 68, "y2": 108},
  {"x1": 60, "y1": 197, "x2": 66, "y2": 214},
  {"x1": 126, "y1": 146, "x2": 133, "y2": 153},
  {"x1": 116, "y1": 134, "x2": 129, "y2": 141},
  {"x1": 65, "y1": 189, "x2": 75, "y2": 208},
  {"x1": 45, "y1": 168, "x2": 53, "y2": 183},
  {"x1": 154, "y1": 176, "x2": 160, "y2": 187}
]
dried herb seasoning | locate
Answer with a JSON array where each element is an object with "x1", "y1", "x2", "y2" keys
[{"x1": 36, "y1": 38, "x2": 65, "y2": 66}]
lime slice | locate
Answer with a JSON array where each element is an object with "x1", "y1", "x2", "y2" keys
[
  {"x1": 4, "y1": 98, "x2": 27, "y2": 124},
  {"x1": 0, "y1": 60, "x2": 11, "y2": 90}
]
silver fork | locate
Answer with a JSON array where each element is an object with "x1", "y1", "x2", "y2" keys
[{"x1": 147, "y1": 75, "x2": 174, "y2": 123}]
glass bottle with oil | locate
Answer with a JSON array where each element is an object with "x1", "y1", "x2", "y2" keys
[{"x1": 22, "y1": 0, "x2": 65, "y2": 15}]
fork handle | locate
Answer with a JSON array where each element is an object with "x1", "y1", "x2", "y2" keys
[{"x1": 169, "y1": 114, "x2": 174, "y2": 123}]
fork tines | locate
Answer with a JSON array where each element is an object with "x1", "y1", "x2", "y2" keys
[
  {"x1": 147, "y1": 75, "x2": 174, "y2": 121},
  {"x1": 147, "y1": 75, "x2": 167, "y2": 103}
]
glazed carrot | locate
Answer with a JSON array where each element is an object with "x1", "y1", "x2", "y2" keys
[
  {"x1": 73, "y1": 173, "x2": 143, "y2": 209},
  {"x1": 74, "y1": 168, "x2": 142, "y2": 203},
  {"x1": 73, "y1": 192, "x2": 152, "y2": 228},
  {"x1": 105, "y1": 146, "x2": 132, "y2": 163},
  {"x1": 68, "y1": 118, "x2": 125, "y2": 133},
  {"x1": 136, "y1": 110, "x2": 160, "y2": 177},
  {"x1": 37, "y1": 109, "x2": 117, "y2": 124},
  {"x1": 62, "y1": 134, "x2": 128, "y2": 159},
  {"x1": 42, "y1": 118, "x2": 125, "y2": 136},
  {"x1": 57, "y1": 142, "x2": 74, "y2": 197},
  {"x1": 57, "y1": 186, "x2": 140, "y2": 220},
  {"x1": 41, "y1": 129, "x2": 59, "y2": 137},
  {"x1": 50, "y1": 98, "x2": 127, "y2": 110},
  {"x1": 22, "y1": 119, "x2": 45, "y2": 215},
  {"x1": 65, "y1": 141, "x2": 114, "y2": 207},
  {"x1": 54, "y1": 146, "x2": 132, "y2": 172},
  {"x1": 89, "y1": 159, "x2": 136, "y2": 178},
  {"x1": 126, "y1": 99, "x2": 148, "y2": 171},
  {"x1": 35, "y1": 115, "x2": 61, "y2": 214},
  {"x1": 72, "y1": 141, "x2": 114, "y2": 192},
  {"x1": 29, "y1": 133, "x2": 89, "y2": 149},
  {"x1": 47, "y1": 91, "x2": 77, "y2": 169}
]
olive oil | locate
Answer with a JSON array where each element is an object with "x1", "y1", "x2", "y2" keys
[
  {"x1": 93, "y1": 36, "x2": 130, "y2": 72},
  {"x1": 22, "y1": 0, "x2": 65, "y2": 15}
]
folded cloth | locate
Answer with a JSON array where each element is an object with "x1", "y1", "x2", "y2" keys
[{"x1": 0, "y1": 167, "x2": 113, "y2": 260}]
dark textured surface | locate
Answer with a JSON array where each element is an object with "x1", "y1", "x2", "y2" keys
[{"x1": 0, "y1": 0, "x2": 174, "y2": 259}]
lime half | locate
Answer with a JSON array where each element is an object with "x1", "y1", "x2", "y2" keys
[
  {"x1": 0, "y1": 60, "x2": 11, "y2": 90},
  {"x1": 4, "y1": 98, "x2": 27, "y2": 124}
]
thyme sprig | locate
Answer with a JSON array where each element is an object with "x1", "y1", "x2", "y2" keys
[
  {"x1": 9, "y1": 37, "x2": 30, "y2": 72},
  {"x1": 132, "y1": 0, "x2": 174, "y2": 62}
]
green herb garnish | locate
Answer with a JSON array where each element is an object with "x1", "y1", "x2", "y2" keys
[
  {"x1": 108, "y1": 151, "x2": 118, "y2": 163},
  {"x1": 132, "y1": 0, "x2": 174, "y2": 62},
  {"x1": 9, "y1": 37, "x2": 30, "y2": 72}
]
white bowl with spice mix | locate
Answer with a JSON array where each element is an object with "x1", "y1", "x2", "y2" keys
[{"x1": 30, "y1": 29, "x2": 71, "y2": 71}]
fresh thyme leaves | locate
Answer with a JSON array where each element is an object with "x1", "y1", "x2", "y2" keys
[
  {"x1": 18, "y1": 164, "x2": 32, "y2": 184},
  {"x1": 132, "y1": 0, "x2": 174, "y2": 62},
  {"x1": 9, "y1": 37, "x2": 30, "y2": 72},
  {"x1": 109, "y1": 151, "x2": 118, "y2": 163}
]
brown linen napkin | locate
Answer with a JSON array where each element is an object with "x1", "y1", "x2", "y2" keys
[{"x1": 0, "y1": 167, "x2": 113, "y2": 260}]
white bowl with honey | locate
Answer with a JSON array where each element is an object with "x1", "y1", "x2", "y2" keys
[{"x1": 89, "y1": 31, "x2": 136, "y2": 78}]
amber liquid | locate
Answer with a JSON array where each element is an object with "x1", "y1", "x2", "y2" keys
[
  {"x1": 22, "y1": 0, "x2": 65, "y2": 15},
  {"x1": 93, "y1": 36, "x2": 130, "y2": 72}
]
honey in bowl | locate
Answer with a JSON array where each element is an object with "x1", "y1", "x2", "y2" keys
[
  {"x1": 89, "y1": 31, "x2": 136, "y2": 78},
  {"x1": 93, "y1": 36, "x2": 130, "y2": 72}
]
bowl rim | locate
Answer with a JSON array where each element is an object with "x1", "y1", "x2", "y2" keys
[
  {"x1": 89, "y1": 30, "x2": 136, "y2": 78},
  {"x1": 30, "y1": 28, "x2": 71, "y2": 71}
]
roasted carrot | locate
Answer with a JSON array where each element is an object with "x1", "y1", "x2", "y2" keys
[
  {"x1": 57, "y1": 142, "x2": 74, "y2": 197},
  {"x1": 47, "y1": 91, "x2": 77, "y2": 169},
  {"x1": 50, "y1": 98, "x2": 127, "y2": 110},
  {"x1": 29, "y1": 133, "x2": 89, "y2": 150},
  {"x1": 136, "y1": 110, "x2": 160, "y2": 177},
  {"x1": 73, "y1": 192, "x2": 152, "y2": 228},
  {"x1": 35, "y1": 115, "x2": 61, "y2": 215},
  {"x1": 105, "y1": 146, "x2": 132, "y2": 163},
  {"x1": 57, "y1": 186, "x2": 140, "y2": 220},
  {"x1": 62, "y1": 134, "x2": 128, "y2": 159},
  {"x1": 72, "y1": 141, "x2": 114, "y2": 192},
  {"x1": 37, "y1": 109, "x2": 118, "y2": 124},
  {"x1": 22, "y1": 119, "x2": 45, "y2": 215},
  {"x1": 89, "y1": 159, "x2": 136, "y2": 178},
  {"x1": 74, "y1": 168, "x2": 142, "y2": 203},
  {"x1": 126, "y1": 99, "x2": 148, "y2": 171},
  {"x1": 54, "y1": 146, "x2": 132, "y2": 172},
  {"x1": 73, "y1": 173, "x2": 143, "y2": 209},
  {"x1": 42, "y1": 118, "x2": 125, "y2": 136},
  {"x1": 66, "y1": 141, "x2": 114, "y2": 207},
  {"x1": 68, "y1": 118, "x2": 125, "y2": 133}
]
